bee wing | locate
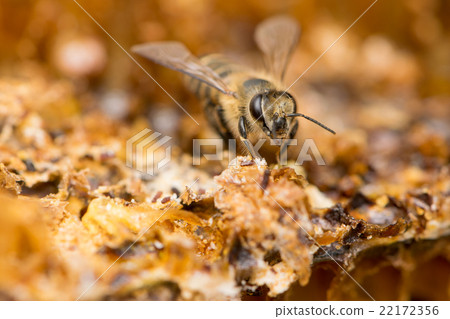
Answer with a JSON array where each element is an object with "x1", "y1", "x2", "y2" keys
[
  {"x1": 254, "y1": 15, "x2": 301, "y2": 81},
  {"x1": 132, "y1": 41, "x2": 236, "y2": 96}
]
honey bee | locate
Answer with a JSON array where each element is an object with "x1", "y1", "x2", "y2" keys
[{"x1": 132, "y1": 15, "x2": 335, "y2": 163}]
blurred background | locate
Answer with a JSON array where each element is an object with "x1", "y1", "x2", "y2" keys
[
  {"x1": 0, "y1": 0, "x2": 449, "y2": 301},
  {"x1": 1, "y1": 1, "x2": 449, "y2": 114},
  {"x1": 0, "y1": 0, "x2": 449, "y2": 175}
]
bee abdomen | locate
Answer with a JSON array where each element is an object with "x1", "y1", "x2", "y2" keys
[{"x1": 184, "y1": 54, "x2": 237, "y2": 103}]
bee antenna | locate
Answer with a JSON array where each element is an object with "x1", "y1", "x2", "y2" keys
[{"x1": 287, "y1": 113, "x2": 336, "y2": 135}]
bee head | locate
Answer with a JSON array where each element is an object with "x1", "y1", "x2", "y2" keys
[{"x1": 249, "y1": 91, "x2": 296, "y2": 139}]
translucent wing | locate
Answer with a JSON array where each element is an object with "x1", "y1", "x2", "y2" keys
[
  {"x1": 132, "y1": 41, "x2": 236, "y2": 96},
  {"x1": 254, "y1": 15, "x2": 301, "y2": 81}
]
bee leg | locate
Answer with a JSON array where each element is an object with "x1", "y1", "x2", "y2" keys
[
  {"x1": 242, "y1": 139, "x2": 261, "y2": 158},
  {"x1": 238, "y1": 116, "x2": 260, "y2": 158},
  {"x1": 279, "y1": 119, "x2": 299, "y2": 164}
]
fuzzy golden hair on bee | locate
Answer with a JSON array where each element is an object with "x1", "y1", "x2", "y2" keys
[{"x1": 132, "y1": 15, "x2": 335, "y2": 163}]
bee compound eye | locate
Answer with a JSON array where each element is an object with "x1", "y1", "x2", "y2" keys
[{"x1": 249, "y1": 94, "x2": 264, "y2": 120}]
